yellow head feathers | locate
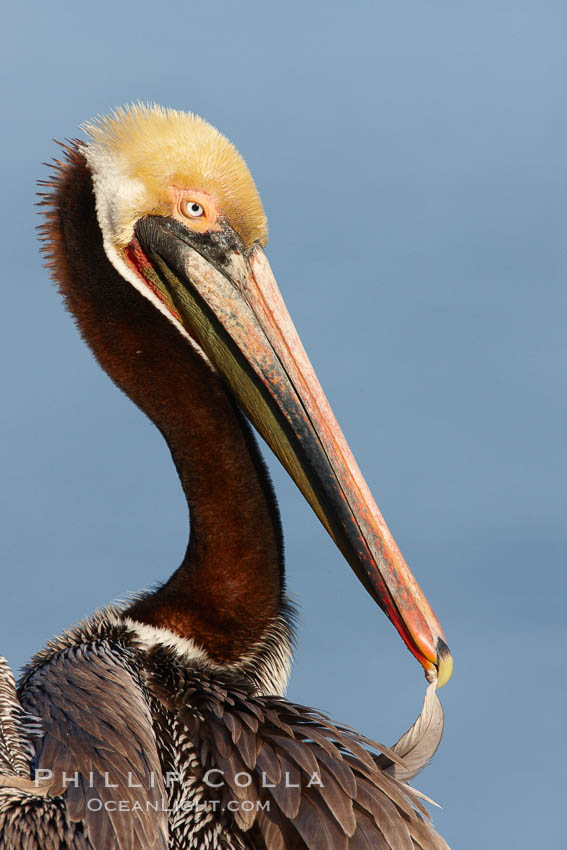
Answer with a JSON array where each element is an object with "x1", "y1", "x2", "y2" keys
[{"x1": 84, "y1": 104, "x2": 267, "y2": 250}]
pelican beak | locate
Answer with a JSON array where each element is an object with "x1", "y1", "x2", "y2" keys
[{"x1": 133, "y1": 216, "x2": 452, "y2": 687}]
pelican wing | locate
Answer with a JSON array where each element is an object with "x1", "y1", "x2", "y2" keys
[
  {"x1": 149, "y1": 658, "x2": 449, "y2": 850},
  {"x1": 1, "y1": 643, "x2": 168, "y2": 849}
]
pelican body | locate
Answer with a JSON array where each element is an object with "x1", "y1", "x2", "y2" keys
[{"x1": 0, "y1": 106, "x2": 451, "y2": 849}]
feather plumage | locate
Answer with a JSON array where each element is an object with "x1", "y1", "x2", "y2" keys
[
  {"x1": 145, "y1": 646, "x2": 449, "y2": 850},
  {"x1": 2, "y1": 607, "x2": 448, "y2": 849}
]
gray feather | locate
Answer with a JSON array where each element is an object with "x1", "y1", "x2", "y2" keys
[{"x1": 379, "y1": 683, "x2": 445, "y2": 782}]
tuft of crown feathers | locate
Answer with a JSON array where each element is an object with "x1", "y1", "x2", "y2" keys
[{"x1": 83, "y1": 103, "x2": 268, "y2": 249}]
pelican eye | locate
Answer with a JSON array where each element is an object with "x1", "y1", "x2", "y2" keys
[{"x1": 184, "y1": 201, "x2": 205, "y2": 218}]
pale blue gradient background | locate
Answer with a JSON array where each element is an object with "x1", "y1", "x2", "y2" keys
[{"x1": 1, "y1": 2, "x2": 565, "y2": 847}]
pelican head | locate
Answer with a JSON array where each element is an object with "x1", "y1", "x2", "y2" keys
[{"x1": 80, "y1": 103, "x2": 451, "y2": 687}]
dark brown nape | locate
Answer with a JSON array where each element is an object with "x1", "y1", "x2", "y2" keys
[{"x1": 38, "y1": 143, "x2": 285, "y2": 665}]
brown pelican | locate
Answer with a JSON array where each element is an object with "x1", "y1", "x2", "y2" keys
[{"x1": 0, "y1": 105, "x2": 452, "y2": 849}]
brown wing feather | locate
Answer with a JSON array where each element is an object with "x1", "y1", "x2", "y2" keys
[
  {"x1": 16, "y1": 643, "x2": 169, "y2": 850},
  {"x1": 148, "y1": 660, "x2": 449, "y2": 850}
]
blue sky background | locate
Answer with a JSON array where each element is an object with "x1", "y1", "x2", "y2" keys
[{"x1": 1, "y1": 2, "x2": 565, "y2": 847}]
